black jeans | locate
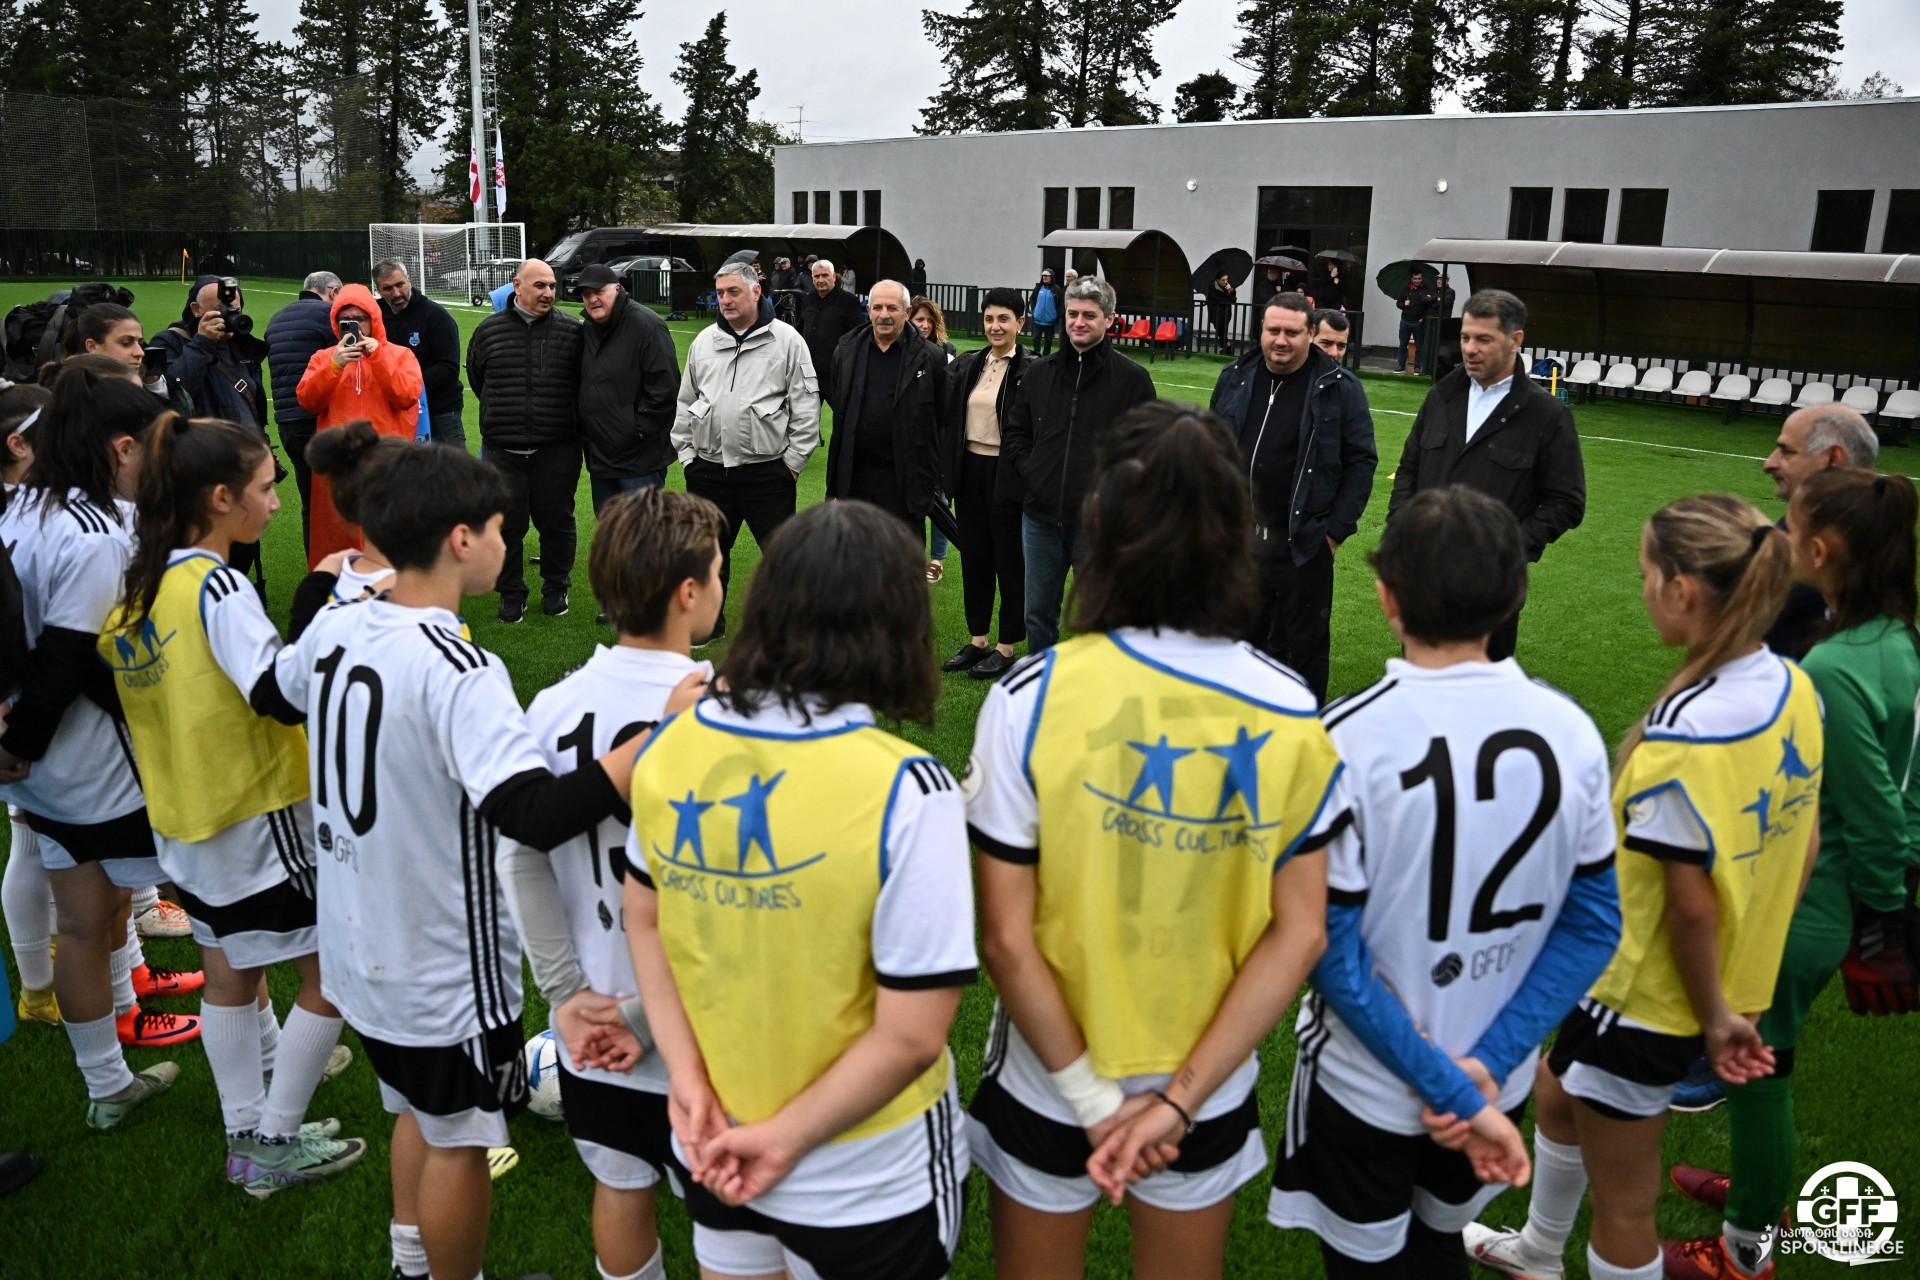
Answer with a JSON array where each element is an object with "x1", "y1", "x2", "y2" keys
[
  {"x1": 1251, "y1": 533, "x2": 1335, "y2": 705},
  {"x1": 483, "y1": 439, "x2": 582, "y2": 605},
  {"x1": 279, "y1": 419, "x2": 316, "y2": 552},
  {"x1": 682, "y1": 457, "x2": 798, "y2": 602},
  {"x1": 1032, "y1": 321, "x2": 1056, "y2": 357},
  {"x1": 955, "y1": 451, "x2": 1025, "y2": 646}
]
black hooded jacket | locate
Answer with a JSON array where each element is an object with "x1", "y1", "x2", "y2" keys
[
  {"x1": 579, "y1": 293, "x2": 679, "y2": 478},
  {"x1": 999, "y1": 338, "x2": 1155, "y2": 528}
]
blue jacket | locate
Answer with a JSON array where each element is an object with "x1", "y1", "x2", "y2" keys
[
  {"x1": 263, "y1": 291, "x2": 335, "y2": 428},
  {"x1": 1209, "y1": 346, "x2": 1377, "y2": 566},
  {"x1": 155, "y1": 276, "x2": 268, "y2": 430}
]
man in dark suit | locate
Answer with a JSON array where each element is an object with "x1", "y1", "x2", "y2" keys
[{"x1": 1386, "y1": 289, "x2": 1586, "y2": 660}]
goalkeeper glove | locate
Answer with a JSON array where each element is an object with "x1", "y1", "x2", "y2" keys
[{"x1": 1841, "y1": 902, "x2": 1920, "y2": 1016}]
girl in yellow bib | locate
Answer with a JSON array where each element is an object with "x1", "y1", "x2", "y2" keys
[
  {"x1": 1465, "y1": 495, "x2": 1821, "y2": 1280},
  {"x1": 106, "y1": 415, "x2": 367, "y2": 1198},
  {"x1": 964, "y1": 402, "x2": 1342, "y2": 1280},
  {"x1": 624, "y1": 501, "x2": 975, "y2": 1280}
]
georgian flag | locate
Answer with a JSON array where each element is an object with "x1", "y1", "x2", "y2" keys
[
  {"x1": 469, "y1": 141, "x2": 481, "y2": 206},
  {"x1": 493, "y1": 128, "x2": 507, "y2": 217}
]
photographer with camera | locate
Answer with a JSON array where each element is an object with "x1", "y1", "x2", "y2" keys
[
  {"x1": 295, "y1": 283, "x2": 423, "y2": 565},
  {"x1": 157, "y1": 275, "x2": 270, "y2": 430}
]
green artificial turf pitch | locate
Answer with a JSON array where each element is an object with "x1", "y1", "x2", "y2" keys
[{"x1": 0, "y1": 278, "x2": 1913, "y2": 1279}]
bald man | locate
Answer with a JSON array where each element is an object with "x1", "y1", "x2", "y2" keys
[
  {"x1": 823, "y1": 279, "x2": 947, "y2": 531},
  {"x1": 465, "y1": 257, "x2": 586, "y2": 622},
  {"x1": 1762, "y1": 403, "x2": 1880, "y2": 659}
]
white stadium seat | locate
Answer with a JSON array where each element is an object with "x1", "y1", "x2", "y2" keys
[
  {"x1": 1635, "y1": 367, "x2": 1675, "y2": 394},
  {"x1": 1602, "y1": 362, "x2": 1638, "y2": 389},
  {"x1": 1882, "y1": 390, "x2": 1920, "y2": 424},
  {"x1": 1840, "y1": 385, "x2": 1880, "y2": 416},
  {"x1": 1673, "y1": 370, "x2": 1713, "y2": 398},
  {"x1": 1710, "y1": 373, "x2": 1753, "y2": 403},
  {"x1": 1751, "y1": 378, "x2": 1795, "y2": 408},
  {"x1": 1792, "y1": 381, "x2": 1835, "y2": 409},
  {"x1": 1565, "y1": 359, "x2": 1604, "y2": 387}
]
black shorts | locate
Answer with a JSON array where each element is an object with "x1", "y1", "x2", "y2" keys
[
  {"x1": 26, "y1": 806, "x2": 156, "y2": 865},
  {"x1": 172, "y1": 876, "x2": 317, "y2": 969},
  {"x1": 1546, "y1": 998, "x2": 1702, "y2": 1121},
  {"x1": 358, "y1": 1017, "x2": 527, "y2": 1148},
  {"x1": 1268, "y1": 1078, "x2": 1525, "y2": 1263},
  {"x1": 968, "y1": 1073, "x2": 1260, "y2": 1179},
  {"x1": 685, "y1": 1182, "x2": 954, "y2": 1280},
  {"x1": 557, "y1": 1067, "x2": 676, "y2": 1189}
]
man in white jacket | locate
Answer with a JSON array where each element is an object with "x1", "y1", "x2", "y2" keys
[{"x1": 672, "y1": 262, "x2": 821, "y2": 640}]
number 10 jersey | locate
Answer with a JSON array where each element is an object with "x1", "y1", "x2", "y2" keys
[{"x1": 1306, "y1": 658, "x2": 1618, "y2": 1133}]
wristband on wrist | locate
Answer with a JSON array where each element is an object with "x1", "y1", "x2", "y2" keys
[
  {"x1": 1152, "y1": 1089, "x2": 1195, "y2": 1136},
  {"x1": 1048, "y1": 1051, "x2": 1124, "y2": 1129}
]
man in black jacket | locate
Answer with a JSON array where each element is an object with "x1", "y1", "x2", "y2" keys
[
  {"x1": 466, "y1": 258, "x2": 584, "y2": 623},
  {"x1": 576, "y1": 263, "x2": 678, "y2": 512},
  {"x1": 374, "y1": 258, "x2": 464, "y2": 448},
  {"x1": 798, "y1": 259, "x2": 863, "y2": 388},
  {"x1": 1387, "y1": 289, "x2": 1586, "y2": 660},
  {"x1": 263, "y1": 269, "x2": 340, "y2": 547},
  {"x1": 824, "y1": 280, "x2": 946, "y2": 531},
  {"x1": 1210, "y1": 293, "x2": 1376, "y2": 702},
  {"x1": 1000, "y1": 275, "x2": 1155, "y2": 652},
  {"x1": 1395, "y1": 269, "x2": 1440, "y2": 372}
]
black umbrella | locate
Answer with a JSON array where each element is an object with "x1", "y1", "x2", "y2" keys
[
  {"x1": 927, "y1": 495, "x2": 962, "y2": 546},
  {"x1": 1265, "y1": 244, "x2": 1311, "y2": 261},
  {"x1": 1255, "y1": 254, "x2": 1306, "y2": 272},
  {"x1": 1315, "y1": 248, "x2": 1362, "y2": 265},
  {"x1": 720, "y1": 248, "x2": 760, "y2": 269},
  {"x1": 1375, "y1": 259, "x2": 1439, "y2": 299},
  {"x1": 1190, "y1": 247, "x2": 1253, "y2": 292}
]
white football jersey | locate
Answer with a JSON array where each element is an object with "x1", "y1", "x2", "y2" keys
[
  {"x1": 274, "y1": 598, "x2": 548, "y2": 1046},
  {"x1": 1304, "y1": 658, "x2": 1616, "y2": 1133},
  {"x1": 330, "y1": 552, "x2": 394, "y2": 604},
  {"x1": 0, "y1": 490, "x2": 144, "y2": 825},
  {"x1": 521, "y1": 644, "x2": 710, "y2": 1093}
]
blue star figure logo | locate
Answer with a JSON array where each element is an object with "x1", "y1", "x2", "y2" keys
[
  {"x1": 1736, "y1": 787, "x2": 1773, "y2": 865},
  {"x1": 723, "y1": 771, "x2": 786, "y2": 873},
  {"x1": 1777, "y1": 729, "x2": 1816, "y2": 782},
  {"x1": 669, "y1": 791, "x2": 714, "y2": 867},
  {"x1": 1125, "y1": 736, "x2": 1194, "y2": 815},
  {"x1": 1206, "y1": 727, "x2": 1272, "y2": 822}
]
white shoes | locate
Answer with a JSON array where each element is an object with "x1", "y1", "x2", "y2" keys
[{"x1": 1461, "y1": 1224, "x2": 1565, "y2": 1280}]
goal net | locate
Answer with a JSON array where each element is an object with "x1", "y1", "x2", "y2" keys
[{"x1": 367, "y1": 222, "x2": 526, "y2": 306}]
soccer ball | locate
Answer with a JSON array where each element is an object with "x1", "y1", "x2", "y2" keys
[{"x1": 524, "y1": 1030, "x2": 564, "y2": 1122}]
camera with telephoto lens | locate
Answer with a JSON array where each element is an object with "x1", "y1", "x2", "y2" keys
[{"x1": 216, "y1": 276, "x2": 253, "y2": 337}]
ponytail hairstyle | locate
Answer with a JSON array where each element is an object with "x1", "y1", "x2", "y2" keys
[
  {"x1": 23, "y1": 365, "x2": 163, "y2": 523},
  {"x1": 1618, "y1": 494, "x2": 1792, "y2": 768},
  {"x1": 72, "y1": 302, "x2": 139, "y2": 356},
  {"x1": 1070, "y1": 400, "x2": 1259, "y2": 639},
  {"x1": 122, "y1": 414, "x2": 269, "y2": 626},
  {"x1": 305, "y1": 421, "x2": 407, "y2": 526},
  {"x1": 1792, "y1": 468, "x2": 1918, "y2": 636}
]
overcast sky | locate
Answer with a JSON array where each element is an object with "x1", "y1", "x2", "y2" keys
[{"x1": 253, "y1": 0, "x2": 1919, "y2": 177}]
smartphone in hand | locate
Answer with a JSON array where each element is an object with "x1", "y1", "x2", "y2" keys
[{"x1": 339, "y1": 319, "x2": 362, "y2": 346}]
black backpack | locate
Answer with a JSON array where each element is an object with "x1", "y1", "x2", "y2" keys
[{"x1": 2, "y1": 282, "x2": 136, "y2": 383}]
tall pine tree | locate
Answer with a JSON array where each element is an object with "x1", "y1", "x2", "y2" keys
[
  {"x1": 1639, "y1": 0, "x2": 1842, "y2": 105},
  {"x1": 672, "y1": 12, "x2": 764, "y2": 222},
  {"x1": 297, "y1": 0, "x2": 447, "y2": 221},
  {"x1": 1173, "y1": 72, "x2": 1238, "y2": 123},
  {"x1": 1056, "y1": 0, "x2": 1175, "y2": 127},
  {"x1": 1231, "y1": 0, "x2": 1332, "y2": 120},
  {"x1": 1465, "y1": 0, "x2": 1559, "y2": 112},
  {"x1": 919, "y1": 0, "x2": 1056, "y2": 133}
]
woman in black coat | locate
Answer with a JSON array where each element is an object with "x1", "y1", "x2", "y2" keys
[{"x1": 1205, "y1": 273, "x2": 1236, "y2": 354}]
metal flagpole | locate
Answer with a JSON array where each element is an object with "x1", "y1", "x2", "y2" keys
[{"x1": 467, "y1": 0, "x2": 488, "y2": 226}]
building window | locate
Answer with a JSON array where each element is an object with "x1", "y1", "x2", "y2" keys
[
  {"x1": 792, "y1": 191, "x2": 807, "y2": 223},
  {"x1": 839, "y1": 190, "x2": 857, "y2": 224},
  {"x1": 1108, "y1": 187, "x2": 1135, "y2": 230},
  {"x1": 1616, "y1": 188, "x2": 1668, "y2": 246},
  {"x1": 1811, "y1": 190, "x2": 1874, "y2": 253},
  {"x1": 1508, "y1": 187, "x2": 1552, "y2": 240},
  {"x1": 1882, "y1": 190, "x2": 1920, "y2": 254},
  {"x1": 1074, "y1": 187, "x2": 1101, "y2": 230},
  {"x1": 862, "y1": 190, "x2": 881, "y2": 226},
  {"x1": 1043, "y1": 187, "x2": 1068, "y2": 234},
  {"x1": 813, "y1": 191, "x2": 830, "y2": 223},
  {"x1": 1253, "y1": 186, "x2": 1373, "y2": 301},
  {"x1": 1562, "y1": 188, "x2": 1608, "y2": 243}
]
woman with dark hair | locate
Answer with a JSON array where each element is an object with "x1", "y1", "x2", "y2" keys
[
  {"x1": 623, "y1": 501, "x2": 973, "y2": 1280},
  {"x1": 964, "y1": 402, "x2": 1340, "y2": 1279},
  {"x1": 0, "y1": 368, "x2": 202, "y2": 1133},
  {"x1": 74, "y1": 303, "x2": 193, "y2": 415},
  {"x1": 1661, "y1": 470, "x2": 1920, "y2": 1280},
  {"x1": 108, "y1": 413, "x2": 366, "y2": 1195}
]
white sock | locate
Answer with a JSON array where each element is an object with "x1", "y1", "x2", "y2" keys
[
  {"x1": 3, "y1": 825, "x2": 54, "y2": 989},
  {"x1": 131, "y1": 883, "x2": 159, "y2": 915},
  {"x1": 257, "y1": 1005, "x2": 343, "y2": 1139},
  {"x1": 1723, "y1": 1220, "x2": 1775, "y2": 1276},
  {"x1": 258, "y1": 999, "x2": 281, "y2": 1076},
  {"x1": 200, "y1": 1000, "x2": 267, "y2": 1137},
  {"x1": 110, "y1": 925, "x2": 141, "y2": 1017},
  {"x1": 390, "y1": 1221, "x2": 428, "y2": 1278},
  {"x1": 65, "y1": 1011, "x2": 136, "y2": 1099},
  {"x1": 1587, "y1": 1243, "x2": 1663, "y2": 1280},
  {"x1": 599, "y1": 1244, "x2": 665, "y2": 1280},
  {"x1": 1519, "y1": 1131, "x2": 1589, "y2": 1264}
]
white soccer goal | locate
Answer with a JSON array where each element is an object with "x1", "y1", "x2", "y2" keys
[{"x1": 367, "y1": 222, "x2": 527, "y2": 307}]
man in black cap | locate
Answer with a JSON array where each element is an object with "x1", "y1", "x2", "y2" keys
[{"x1": 577, "y1": 262, "x2": 679, "y2": 511}]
